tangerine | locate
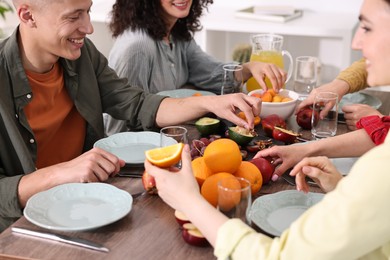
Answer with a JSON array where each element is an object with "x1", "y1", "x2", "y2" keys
[
  {"x1": 145, "y1": 143, "x2": 184, "y2": 168},
  {"x1": 234, "y1": 161, "x2": 263, "y2": 195},
  {"x1": 217, "y1": 177, "x2": 242, "y2": 212},
  {"x1": 191, "y1": 157, "x2": 214, "y2": 187},
  {"x1": 203, "y1": 138, "x2": 242, "y2": 174},
  {"x1": 237, "y1": 111, "x2": 261, "y2": 126},
  {"x1": 261, "y1": 92, "x2": 273, "y2": 102},
  {"x1": 200, "y1": 172, "x2": 235, "y2": 207}
]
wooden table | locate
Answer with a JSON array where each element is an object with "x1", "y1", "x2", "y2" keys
[{"x1": 0, "y1": 90, "x2": 389, "y2": 260}]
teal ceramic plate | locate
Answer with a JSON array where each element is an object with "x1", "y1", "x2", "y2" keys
[
  {"x1": 250, "y1": 190, "x2": 324, "y2": 237},
  {"x1": 94, "y1": 131, "x2": 176, "y2": 164},
  {"x1": 24, "y1": 183, "x2": 132, "y2": 231}
]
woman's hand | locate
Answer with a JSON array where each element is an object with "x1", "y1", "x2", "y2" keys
[
  {"x1": 144, "y1": 145, "x2": 202, "y2": 213},
  {"x1": 342, "y1": 104, "x2": 383, "y2": 130},
  {"x1": 289, "y1": 156, "x2": 343, "y2": 193},
  {"x1": 254, "y1": 144, "x2": 311, "y2": 181},
  {"x1": 241, "y1": 62, "x2": 287, "y2": 92}
]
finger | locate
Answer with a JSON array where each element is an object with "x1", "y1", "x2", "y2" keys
[
  {"x1": 295, "y1": 172, "x2": 309, "y2": 193},
  {"x1": 253, "y1": 72, "x2": 268, "y2": 91},
  {"x1": 94, "y1": 147, "x2": 123, "y2": 173},
  {"x1": 180, "y1": 145, "x2": 193, "y2": 175}
]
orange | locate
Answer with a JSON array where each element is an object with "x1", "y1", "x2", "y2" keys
[
  {"x1": 200, "y1": 172, "x2": 236, "y2": 207},
  {"x1": 267, "y1": 89, "x2": 277, "y2": 97},
  {"x1": 191, "y1": 157, "x2": 214, "y2": 187},
  {"x1": 192, "y1": 92, "x2": 202, "y2": 96},
  {"x1": 145, "y1": 143, "x2": 184, "y2": 168},
  {"x1": 217, "y1": 177, "x2": 242, "y2": 212},
  {"x1": 234, "y1": 161, "x2": 263, "y2": 195},
  {"x1": 261, "y1": 92, "x2": 273, "y2": 102},
  {"x1": 203, "y1": 138, "x2": 242, "y2": 174},
  {"x1": 237, "y1": 111, "x2": 261, "y2": 126},
  {"x1": 272, "y1": 94, "x2": 283, "y2": 103}
]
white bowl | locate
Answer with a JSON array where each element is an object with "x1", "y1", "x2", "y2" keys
[{"x1": 248, "y1": 89, "x2": 299, "y2": 120}]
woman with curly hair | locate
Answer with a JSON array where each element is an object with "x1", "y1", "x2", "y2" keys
[{"x1": 104, "y1": 0, "x2": 286, "y2": 134}]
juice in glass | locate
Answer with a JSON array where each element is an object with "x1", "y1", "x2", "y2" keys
[{"x1": 246, "y1": 51, "x2": 285, "y2": 92}]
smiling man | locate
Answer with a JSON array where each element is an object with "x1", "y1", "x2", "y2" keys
[{"x1": 0, "y1": 0, "x2": 262, "y2": 231}]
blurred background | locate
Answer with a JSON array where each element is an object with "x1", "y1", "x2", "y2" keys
[{"x1": 1, "y1": 0, "x2": 389, "y2": 91}]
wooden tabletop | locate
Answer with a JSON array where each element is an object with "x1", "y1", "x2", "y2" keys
[{"x1": 0, "y1": 90, "x2": 389, "y2": 260}]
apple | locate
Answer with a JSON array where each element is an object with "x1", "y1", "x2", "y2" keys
[
  {"x1": 142, "y1": 171, "x2": 158, "y2": 195},
  {"x1": 174, "y1": 210, "x2": 191, "y2": 227},
  {"x1": 261, "y1": 114, "x2": 287, "y2": 137},
  {"x1": 182, "y1": 223, "x2": 209, "y2": 247},
  {"x1": 296, "y1": 107, "x2": 319, "y2": 130},
  {"x1": 272, "y1": 126, "x2": 300, "y2": 144},
  {"x1": 250, "y1": 157, "x2": 275, "y2": 184}
]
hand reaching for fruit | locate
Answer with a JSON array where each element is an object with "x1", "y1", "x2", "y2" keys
[{"x1": 254, "y1": 144, "x2": 313, "y2": 182}]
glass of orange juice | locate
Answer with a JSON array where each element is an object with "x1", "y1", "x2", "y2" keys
[{"x1": 246, "y1": 34, "x2": 293, "y2": 92}]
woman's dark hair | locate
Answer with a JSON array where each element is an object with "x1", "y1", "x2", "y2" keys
[{"x1": 109, "y1": 0, "x2": 213, "y2": 41}]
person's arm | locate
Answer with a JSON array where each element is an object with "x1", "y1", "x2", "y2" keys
[
  {"x1": 155, "y1": 93, "x2": 261, "y2": 129},
  {"x1": 255, "y1": 129, "x2": 375, "y2": 179},
  {"x1": 297, "y1": 58, "x2": 367, "y2": 112},
  {"x1": 17, "y1": 148, "x2": 125, "y2": 207}
]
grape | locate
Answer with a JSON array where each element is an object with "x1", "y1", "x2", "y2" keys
[
  {"x1": 192, "y1": 139, "x2": 205, "y2": 150},
  {"x1": 199, "y1": 137, "x2": 211, "y2": 146},
  {"x1": 190, "y1": 147, "x2": 200, "y2": 158}
]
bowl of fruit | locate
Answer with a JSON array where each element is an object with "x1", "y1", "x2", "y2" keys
[{"x1": 248, "y1": 89, "x2": 299, "y2": 120}]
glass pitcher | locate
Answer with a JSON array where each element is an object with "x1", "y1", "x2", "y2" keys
[{"x1": 246, "y1": 34, "x2": 293, "y2": 92}]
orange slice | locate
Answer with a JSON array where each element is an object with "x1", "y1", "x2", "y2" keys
[{"x1": 145, "y1": 143, "x2": 184, "y2": 168}]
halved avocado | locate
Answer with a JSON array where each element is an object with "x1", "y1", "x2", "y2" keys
[
  {"x1": 195, "y1": 117, "x2": 220, "y2": 136},
  {"x1": 228, "y1": 126, "x2": 256, "y2": 146}
]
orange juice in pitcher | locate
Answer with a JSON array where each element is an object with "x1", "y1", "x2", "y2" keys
[{"x1": 246, "y1": 34, "x2": 293, "y2": 92}]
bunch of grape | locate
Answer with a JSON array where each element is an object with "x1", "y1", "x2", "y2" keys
[{"x1": 190, "y1": 135, "x2": 221, "y2": 160}]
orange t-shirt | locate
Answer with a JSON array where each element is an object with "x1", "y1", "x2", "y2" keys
[{"x1": 24, "y1": 63, "x2": 86, "y2": 168}]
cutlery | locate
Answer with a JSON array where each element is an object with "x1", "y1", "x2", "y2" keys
[{"x1": 11, "y1": 227, "x2": 109, "y2": 253}]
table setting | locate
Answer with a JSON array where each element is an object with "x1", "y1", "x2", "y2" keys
[{"x1": 0, "y1": 75, "x2": 389, "y2": 259}]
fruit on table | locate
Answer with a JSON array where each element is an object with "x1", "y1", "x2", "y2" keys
[
  {"x1": 203, "y1": 138, "x2": 242, "y2": 174},
  {"x1": 250, "y1": 157, "x2": 275, "y2": 184},
  {"x1": 195, "y1": 117, "x2": 220, "y2": 136},
  {"x1": 142, "y1": 171, "x2": 158, "y2": 195},
  {"x1": 296, "y1": 107, "x2": 319, "y2": 130},
  {"x1": 201, "y1": 172, "x2": 235, "y2": 207},
  {"x1": 174, "y1": 210, "x2": 191, "y2": 227},
  {"x1": 234, "y1": 161, "x2": 263, "y2": 195},
  {"x1": 261, "y1": 114, "x2": 287, "y2": 137},
  {"x1": 191, "y1": 157, "x2": 213, "y2": 187},
  {"x1": 272, "y1": 126, "x2": 300, "y2": 144},
  {"x1": 237, "y1": 111, "x2": 261, "y2": 126},
  {"x1": 182, "y1": 223, "x2": 209, "y2": 247},
  {"x1": 228, "y1": 126, "x2": 257, "y2": 146},
  {"x1": 145, "y1": 143, "x2": 184, "y2": 168}
]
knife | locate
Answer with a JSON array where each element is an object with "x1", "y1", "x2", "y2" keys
[{"x1": 11, "y1": 227, "x2": 109, "y2": 253}]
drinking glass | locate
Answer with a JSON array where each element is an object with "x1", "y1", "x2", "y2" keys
[
  {"x1": 160, "y1": 126, "x2": 188, "y2": 147},
  {"x1": 218, "y1": 177, "x2": 252, "y2": 224},
  {"x1": 221, "y1": 64, "x2": 243, "y2": 95},
  {"x1": 311, "y1": 92, "x2": 339, "y2": 139},
  {"x1": 293, "y1": 56, "x2": 318, "y2": 100}
]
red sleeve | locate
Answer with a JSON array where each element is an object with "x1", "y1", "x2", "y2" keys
[{"x1": 356, "y1": 115, "x2": 390, "y2": 145}]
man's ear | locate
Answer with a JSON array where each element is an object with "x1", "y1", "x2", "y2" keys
[{"x1": 18, "y1": 4, "x2": 36, "y2": 27}]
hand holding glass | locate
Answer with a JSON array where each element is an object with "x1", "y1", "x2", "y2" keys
[{"x1": 311, "y1": 92, "x2": 339, "y2": 139}]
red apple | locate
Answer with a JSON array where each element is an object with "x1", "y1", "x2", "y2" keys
[
  {"x1": 142, "y1": 171, "x2": 158, "y2": 195},
  {"x1": 261, "y1": 114, "x2": 287, "y2": 137},
  {"x1": 250, "y1": 157, "x2": 275, "y2": 184},
  {"x1": 296, "y1": 107, "x2": 319, "y2": 130},
  {"x1": 182, "y1": 223, "x2": 209, "y2": 247},
  {"x1": 174, "y1": 210, "x2": 191, "y2": 227},
  {"x1": 272, "y1": 127, "x2": 300, "y2": 144}
]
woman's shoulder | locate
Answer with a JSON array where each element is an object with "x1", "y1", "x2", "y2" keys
[{"x1": 113, "y1": 30, "x2": 157, "y2": 52}]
